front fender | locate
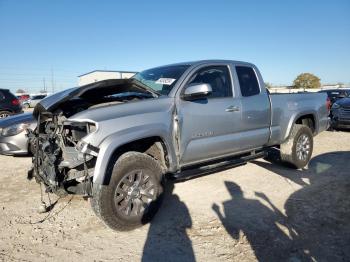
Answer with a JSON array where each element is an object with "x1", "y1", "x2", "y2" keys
[{"x1": 92, "y1": 124, "x2": 177, "y2": 185}]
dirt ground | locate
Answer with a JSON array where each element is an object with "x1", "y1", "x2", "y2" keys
[{"x1": 0, "y1": 130, "x2": 349, "y2": 262}]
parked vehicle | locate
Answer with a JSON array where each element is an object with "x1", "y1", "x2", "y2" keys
[
  {"x1": 0, "y1": 113, "x2": 36, "y2": 155},
  {"x1": 22, "y1": 94, "x2": 47, "y2": 109},
  {"x1": 17, "y1": 94, "x2": 30, "y2": 102},
  {"x1": 330, "y1": 97, "x2": 350, "y2": 129},
  {"x1": 318, "y1": 89, "x2": 350, "y2": 107},
  {"x1": 0, "y1": 89, "x2": 23, "y2": 118},
  {"x1": 28, "y1": 60, "x2": 329, "y2": 231}
]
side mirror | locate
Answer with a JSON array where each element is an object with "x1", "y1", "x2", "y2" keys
[{"x1": 182, "y1": 83, "x2": 212, "y2": 101}]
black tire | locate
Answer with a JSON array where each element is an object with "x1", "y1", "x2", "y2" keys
[
  {"x1": 23, "y1": 103, "x2": 30, "y2": 109},
  {"x1": 28, "y1": 141, "x2": 36, "y2": 156},
  {"x1": 280, "y1": 124, "x2": 313, "y2": 169},
  {"x1": 90, "y1": 152, "x2": 164, "y2": 231},
  {"x1": 0, "y1": 111, "x2": 11, "y2": 119}
]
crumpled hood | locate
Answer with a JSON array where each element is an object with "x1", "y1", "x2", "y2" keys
[
  {"x1": 0, "y1": 113, "x2": 35, "y2": 128},
  {"x1": 33, "y1": 78, "x2": 155, "y2": 119},
  {"x1": 68, "y1": 97, "x2": 173, "y2": 123}
]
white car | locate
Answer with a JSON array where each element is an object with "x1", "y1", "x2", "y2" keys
[
  {"x1": 0, "y1": 113, "x2": 36, "y2": 155},
  {"x1": 22, "y1": 95, "x2": 47, "y2": 109}
]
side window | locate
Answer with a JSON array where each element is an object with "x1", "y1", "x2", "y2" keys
[
  {"x1": 0, "y1": 91, "x2": 4, "y2": 101},
  {"x1": 236, "y1": 66, "x2": 260, "y2": 97},
  {"x1": 187, "y1": 66, "x2": 232, "y2": 98}
]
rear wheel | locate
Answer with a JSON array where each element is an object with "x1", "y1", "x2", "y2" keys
[
  {"x1": 280, "y1": 124, "x2": 313, "y2": 169},
  {"x1": 91, "y1": 152, "x2": 164, "y2": 231},
  {"x1": 22, "y1": 103, "x2": 30, "y2": 109},
  {"x1": 0, "y1": 111, "x2": 11, "y2": 119}
]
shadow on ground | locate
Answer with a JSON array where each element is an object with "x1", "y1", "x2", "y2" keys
[
  {"x1": 244, "y1": 150, "x2": 350, "y2": 261},
  {"x1": 212, "y1": 181, "x2": 308, "y2": 261},
  {"x1": 142, "y1": 151, "x2": 350, "y2": 261},
  {"x1": 283, "y1": 151, "x2": 350, "y2": 261},
  {"x1": 142, "y1": 183, "x2": 195, "y2": 262}
]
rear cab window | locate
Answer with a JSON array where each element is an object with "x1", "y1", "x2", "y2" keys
[
  {"x1": 236, "y1": 66, "x2": 260, "y2": 97},
  {"x1": 32, "y1": 95, "x2": 46, "y2": 100},
  {"x1": 327, "y1": 90, "x2": 349, "y2": 99}
]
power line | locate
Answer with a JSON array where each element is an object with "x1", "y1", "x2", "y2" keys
[
  {"x1": 0, "y1": 78, "x2": 74, "y2": 81},
  {"x1": 0, "y1": 66, "x2": 81, "y2": 73}
]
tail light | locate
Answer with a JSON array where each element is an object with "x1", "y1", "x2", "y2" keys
[
  {"x1": 11, "y1": 99, "x2": 20, "y2": 106},
  {"x1": 326, "y1": 97, "x2": 331, "y2": 111}
]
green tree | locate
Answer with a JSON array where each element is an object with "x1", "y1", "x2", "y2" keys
[
  {"x1": 293, "y1": 73, "x2": 321, "y2": 89},
  {"x1": 16, "y1": 89, "x2": 26, "y2": 94}
]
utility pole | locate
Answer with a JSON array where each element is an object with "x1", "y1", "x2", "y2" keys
[
  {"x1": 51, "y1": 67, "x2": 55, "y2": 93},
  {"x1": 43, "y1": 78, "x2": 46, "y2": 92}
]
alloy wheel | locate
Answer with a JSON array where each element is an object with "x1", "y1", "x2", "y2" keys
[
  {"x1": 296, "y1": 134, "x2": 310, "y2": 161},
  {"x1": 114, "y1": 170, "x2": 156, "y2": 217},
  {"x1": 0, "y1": 113, "x2": 9, "y2": 119}
]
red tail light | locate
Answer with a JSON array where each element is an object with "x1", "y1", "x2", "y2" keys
[
  {"x1": 326, "y1": 97, "x2": 331, "y2": 111},
  {"x1": 11, "y1": 99, "x2": 20, "y2": 106}
]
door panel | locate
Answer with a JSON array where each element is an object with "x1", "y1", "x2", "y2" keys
[
  {"x1": 239, "y1": 94, "x2": 270, "y2": 150},
  {"x1": 234, "y1": 66, "x2": 270, "y2": 149},
  {"x1": 178, "y1": 98, "x2": 242, "y2": 165}
]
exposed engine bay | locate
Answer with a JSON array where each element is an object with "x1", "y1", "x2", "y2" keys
[{"x1": 28, "y1": 79, "x2": 157, "y2": 196}]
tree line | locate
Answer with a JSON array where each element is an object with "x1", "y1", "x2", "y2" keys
[{"x1": 266, "y1": 73, "x2": 345, "y2": 90}]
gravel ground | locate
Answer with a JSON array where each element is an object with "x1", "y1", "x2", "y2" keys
[{"x1": 0, "y1": 130, "x2": 349, "y2": 262}]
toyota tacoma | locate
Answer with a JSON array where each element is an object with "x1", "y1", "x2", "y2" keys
[{"x1": 28, "y1": 60, "x2": 329, "y2": 231}]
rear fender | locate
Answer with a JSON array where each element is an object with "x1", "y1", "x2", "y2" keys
[{"x1": 284, "y1": 111, "x2": 318, "y2": 141}]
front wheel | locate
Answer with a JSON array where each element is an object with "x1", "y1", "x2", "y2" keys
[
  {"x1": 0, "y1": 111, "x2": 11, "y2": 119},
  {"x1": 280, "y1": 124, "x2": 313, "y2": 169},
  {"x1": 90, "y1": 152, "x2": 164, "y2": 231}
]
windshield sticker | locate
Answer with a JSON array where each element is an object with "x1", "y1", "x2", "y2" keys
[{"x1": 155, "y1": 78, "x2": 176, "y2": 85}]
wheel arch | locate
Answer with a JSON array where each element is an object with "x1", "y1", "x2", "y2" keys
[
  {"x1": 93, "y1": 135, "x2": 174, "y2": 185},
  {"x1": 284, "y1": 111, "x2": 318, "y2": 141},
  {"x1": 0, "y1": 108, "x2": 13, "y2": 113},
  {"x1": 295, "y1": 114, "x2": 316, "y2": 134},
  {"x1": 110, "y1": 136, "x2": 169, "y2": 169}
]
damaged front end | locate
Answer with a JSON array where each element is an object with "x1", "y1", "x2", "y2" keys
[
  {"x1": 28, "y1": 112, "x2": 98, "y2": 197},
  {"x1": 27, "y1": 78, "x2": 158, "y2": 197}
]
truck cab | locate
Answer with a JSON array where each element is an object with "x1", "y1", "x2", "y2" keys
[{"x1": 173, "y1": 61, "x2": 271, "y2": 166}]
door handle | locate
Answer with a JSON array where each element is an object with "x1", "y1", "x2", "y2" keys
[{"x1": 225, "y1": 105, "x2": 240, "y2": 112}]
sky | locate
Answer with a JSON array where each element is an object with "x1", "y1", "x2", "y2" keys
[{"x1": 0, "y1": 0, "x2": 349, "y2": 93}]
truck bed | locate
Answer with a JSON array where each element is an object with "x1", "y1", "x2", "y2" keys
[{"x1": 268, "y1": 92, "x2": 329, "y2": 145}]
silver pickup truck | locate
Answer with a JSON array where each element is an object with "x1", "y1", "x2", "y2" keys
[{"x1": 29, "y1": 60, "x2": 329, "y2": 231}]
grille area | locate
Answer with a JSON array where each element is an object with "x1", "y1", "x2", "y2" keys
[{"x1": 339, "y1": 107, "x2": 350, "y2": 119}]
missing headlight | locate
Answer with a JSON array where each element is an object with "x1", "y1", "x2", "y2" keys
[
  {"x1": 76, "y1": 141, "x2": 99, "y2": 157},
  {"x1": 87, "y1": 123, "x2": 96, "y2": 133},
  {"x1": 62, "y1": 121, "x2": 97, "y2": 146}
]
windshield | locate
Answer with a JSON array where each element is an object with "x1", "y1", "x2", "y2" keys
[
  {"x1": 327, "y1": 91, "x2": 348, "y2": 98},
  {"x1": 132, "y1": 65, "x2": 190, "y2": 95},
  {"x1": 31, "y1": 95, "x2": 46, "y2": 100}
]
